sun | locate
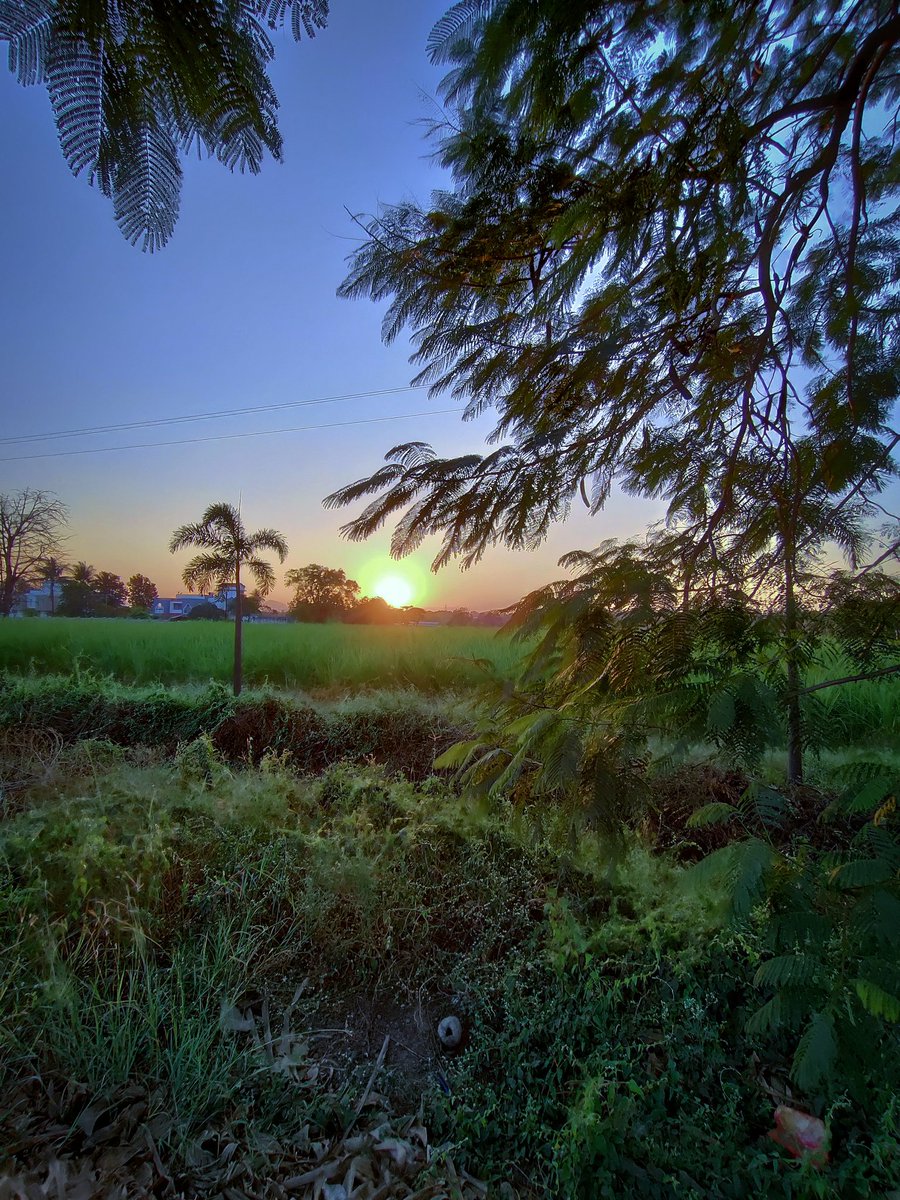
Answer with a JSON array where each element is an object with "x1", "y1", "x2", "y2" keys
[{"x1": 373, "y1": 575, "x2": 414, "y2": 608}]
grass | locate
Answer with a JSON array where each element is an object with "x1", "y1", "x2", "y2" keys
[
  {"x1": 0, "y1": 618, "x2": 897, "y2": 1196},
  {"x1": 2, "y1": 747, "x2": 898, "y2": 1198},
  {"x1": 1, "y1": 620, "x2": 897, "y2": 749},
  {"x1": 0, "y1": 617, "x2": 524, "y2": 692}
]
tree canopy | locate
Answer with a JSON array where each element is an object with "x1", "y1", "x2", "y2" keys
[
  {"x1": 93, "y1": 570, "x2": 127, "y2": 607},
  {"x1": 69, "y1": 561, "x2": 94, "y2": 585},
  {"x1": 36, "y1": 554, "x2": 68, "y2": 615},
  {"x1": 127, "y1": 573, "x2": 158, "y2": 610},
  {"x1": 329, "y1": 0, "x2": 898, "y2": 588},
  {"x1": 285, "y1": 563, "x2": 360, "y2": 622},
  {"x1": 0, "y1": 0, "x2": 329, "y2": 249},
  {"x1": 329, "y1": 0, "x2": 900, "y2": 786}
]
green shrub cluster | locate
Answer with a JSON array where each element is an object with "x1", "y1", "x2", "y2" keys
[{"x1": 0, "y1": 673, "x2": 469, "y2": 779}]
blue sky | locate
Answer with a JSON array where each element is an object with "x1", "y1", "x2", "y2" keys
[{"x1": 0, "y1": 1, "x2": 663, "y2": 608}]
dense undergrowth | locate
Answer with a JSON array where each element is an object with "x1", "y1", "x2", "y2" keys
[
  {"x1": 0, "y1": 627, "x2": 897, "y2": 1197},
  {"x1": 1, "y1": 735, "x2": 898, "y2": 1198},
  {"x1": 0, "y1": 673, "x2": 469, "y2": 779}
]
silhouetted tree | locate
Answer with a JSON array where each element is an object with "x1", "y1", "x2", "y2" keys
[
  {"x1": 127, "y1": 573, "x2": 158, "y2": 610},
  {"x1": 94, "y1": 571, "x2": 127, "y2": 608},
  {"x1": 345, "y1": 596, "x2": 400, "y2": 625},
  {"x1": 70, "y1": 561, "x2": 95, "y2": 585},
  {"x1": 183, "y1": 601, "x2": 226, "y2": 621},
  {"x1": 285, "y1": 563, "x2": 360, "y2": 621},
  {"x1": 58, "y1": 578, "x2": 94, "y2": 616},
  {"x1": 170, "y1": 502, "x2": 288, "y2": 695},
  {"x1": 36, "y1": 555, "x2": 69, "y2": 615},
  {"x1": 0, "y1": 489, "x2": 68, "y2": 616}
]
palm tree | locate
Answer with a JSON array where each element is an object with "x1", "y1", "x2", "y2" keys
[
  {"x1": 36, "y1": 555, "x2": 69, "y2": 615},
  {"x1": 169, "y1": 502, "x2": 287, "y2": 695},
  {"x1": 70, "y1": 561, "x2": 95, "y2": 585}
]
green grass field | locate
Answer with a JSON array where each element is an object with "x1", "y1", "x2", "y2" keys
[
  {"x1": 0, "y1": 617, "x2": 523, "y2": 691},
  {"x1": 1, "y1": 617, "x2": 896, "y2": 745}
]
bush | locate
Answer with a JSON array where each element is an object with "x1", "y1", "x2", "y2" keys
[{"x1": 0, "y1": 674, "x2": 469, "y2": 780}]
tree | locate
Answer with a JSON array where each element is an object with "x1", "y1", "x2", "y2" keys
[
  {"x1": 170, "y1": 502, "x2": 287, "y2": 695},
  {"x1": 69, "y1": 561, "x2": 95, "y2": 585},
  {"x1": 58, "y1": 578, "x2": 94, "y2": 616},
  {"x1": 329, "y1": 0, "x2": 900, "y2": 785},
  {"x1": 345, "y1": 595, "x2": 400, "y2": 625},
  {"x1": 94, "y1": 570, "x2": 127, "y2": 608},
  {"x1": 285, "y1": 563, "x2": 360, "y2": 622},
  {"x1": 241, "y1": 589, "x2": 276, "y2": 616},
  {"x1": 127, "y1": 573, "x2": 158, "y2": 610},
  {"x1": 0, "y1": 1, "x2": 329, "y2": 250},
  {"x1": 0, "y1": 489, "x2": 68, "y2": 616},
  {"x1": 182, "y1": 601, "x2": 226, "y2": 621},
  {"x1": 36, "y1": 555, "x2": 69, "y2": 615}
]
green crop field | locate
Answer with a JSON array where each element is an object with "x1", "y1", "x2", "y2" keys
[
  {"x1": 1, "y1": 618, "x2": 896, "y2": 745},
  {"x1": 0, "y1": 617, "x2": 524, "y2": 692}
]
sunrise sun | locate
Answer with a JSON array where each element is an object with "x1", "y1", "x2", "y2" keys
[{"x1": 373, "y1": 575, "x2": 414, "y2": 608}]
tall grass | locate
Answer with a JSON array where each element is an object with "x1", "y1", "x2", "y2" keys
[
  {"x1": 0, "y1": 619, "x2": 523, "y2": 691},
  {"x1": 3, "y1": 751, "x2": 898, "y2": 1195}
]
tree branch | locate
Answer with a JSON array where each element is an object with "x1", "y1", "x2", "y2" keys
[{"x1": 800, "y1": 663, "x2": 900, "y2": 695}]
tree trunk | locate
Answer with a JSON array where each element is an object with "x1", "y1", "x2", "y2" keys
[
  {"x1": 783, "y1": 533, "x2": 803, "y2": 788},
  {"x1": 50, "y1": 579, "x2": 56, "y2": 615},
  {"x1": 232, "y1": 564, "x2": 243, "y2": 697}
]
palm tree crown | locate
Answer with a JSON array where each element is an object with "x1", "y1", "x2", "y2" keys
[
  {"x1": 37, "y1": 555, "x2": 69, "y2": 615},
  {"x1": 37, "y1": 556, "x2": 68, "y2": 584},
  {"x1": 169, "y1": 502, "x2": 288, "y2": 597},
  {"x1": 70, "y1": 561, "x2": 95, "y2": 584}
]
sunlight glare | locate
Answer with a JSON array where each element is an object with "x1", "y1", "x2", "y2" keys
[{"x1": 373, "y1": 575, "x2": 414, "y2": 607}]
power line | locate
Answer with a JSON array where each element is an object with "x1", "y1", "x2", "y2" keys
[
  {"x1": 0, "y1": 407, "x2": 466, "y2": 463},
  {"x1": 0, "y1": 384, "x2": 429, "y2": 445}
]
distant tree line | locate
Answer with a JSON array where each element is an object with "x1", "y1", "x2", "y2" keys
[
  {"x1": 282, "y1": 562, "x2": 504, "y2": 626},
  {"x1": 58, "y1": 564, "x2": 160, "y2": 618},
  {"x1": 0, "y1": 489, "x2": 504, "y2": 639},
  {"x1": 0, "y1": 488, "x2": 160, "y2": 618}
]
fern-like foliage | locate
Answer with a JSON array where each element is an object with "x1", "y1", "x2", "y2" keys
[
  {"x1": 690, "y1": 757, "x2": 900, "y2": 1098},
  {"x1": 46, "y1": 26, "x2": 102, "y2": 176},
  {"x1": 0, "y1": 1, "x2": 52, "y2": 84},
  {"x1": 436, "y1": 541, "x2": 898, "y2": 843},
  {"x1": 0, "y1": 0, "x2": 329, "y2": 248},
  {"x1": 109, "y1": 116, "x2": 182, "y2": 252}
]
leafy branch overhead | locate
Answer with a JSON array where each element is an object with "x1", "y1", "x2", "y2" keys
[
  {"x1": 0, "y1": 1, "x2": 329, "y2": 249},
  {"x1": 330, "y1": 0, "x2": 899, "y2": 584}
]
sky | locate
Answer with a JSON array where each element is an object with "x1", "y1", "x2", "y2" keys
[{"x1": 0, "y1": 0, "x2": 665, "y2": 610}]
